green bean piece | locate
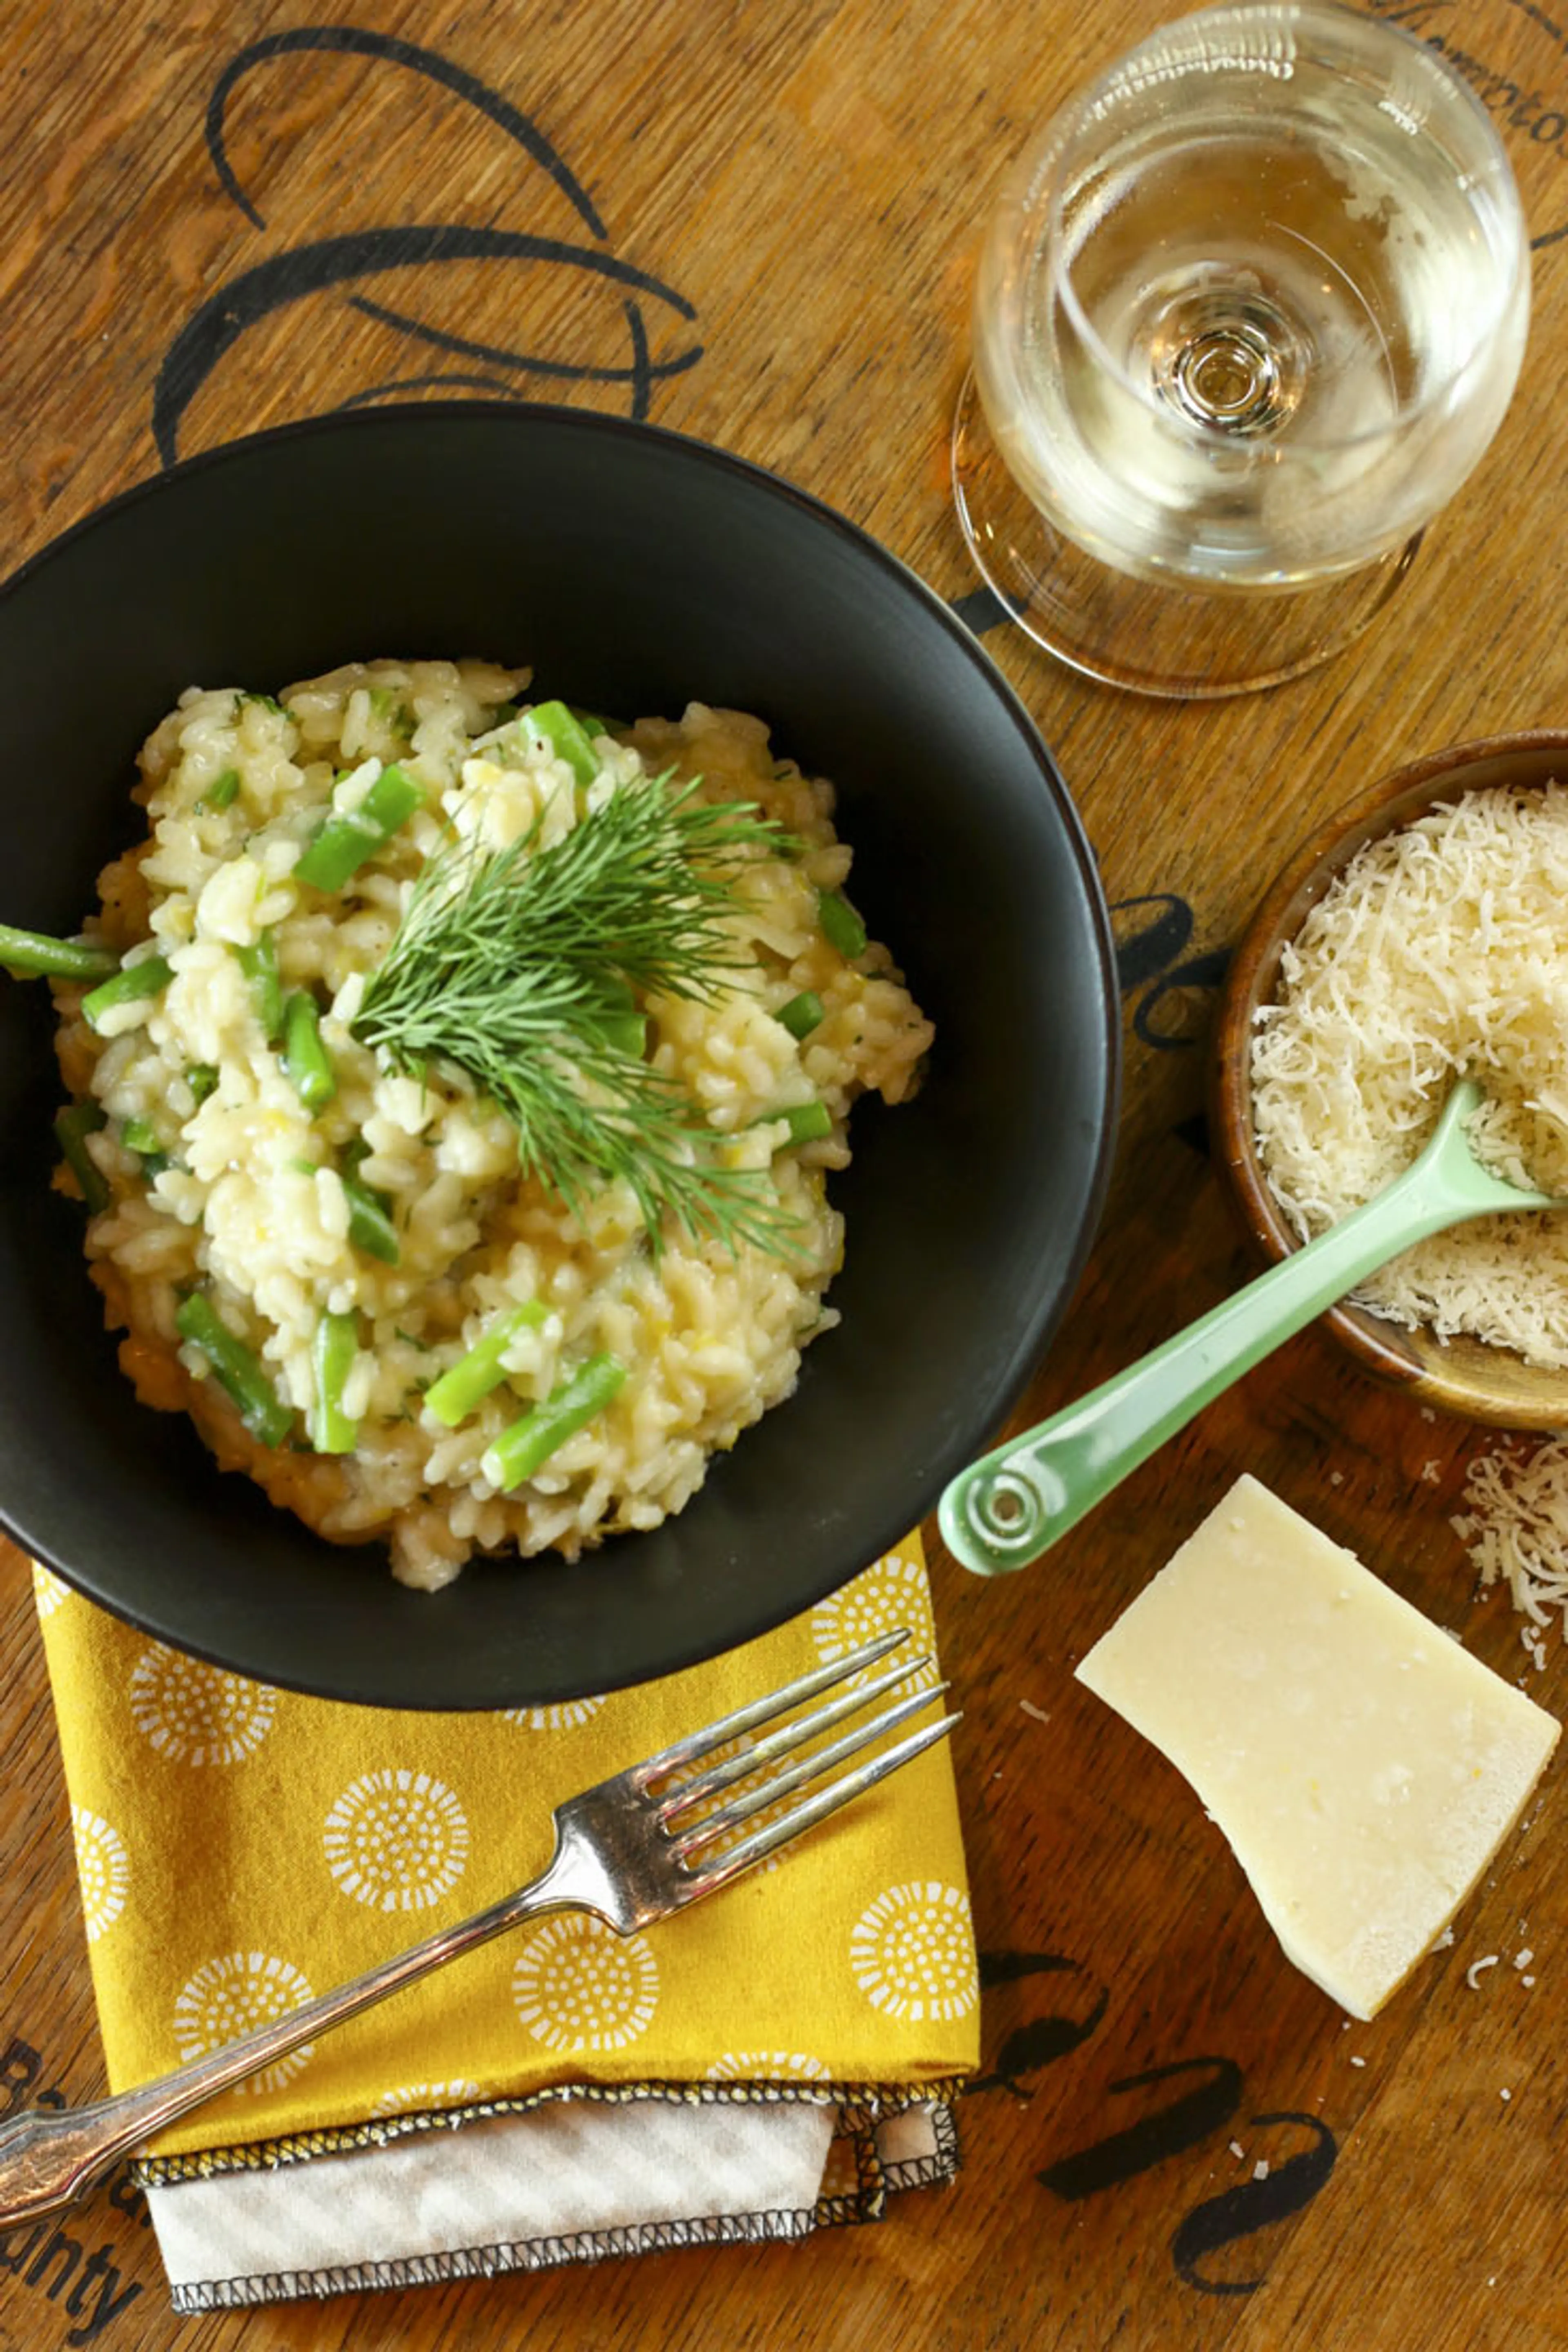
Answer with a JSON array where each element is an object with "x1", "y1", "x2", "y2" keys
[
  {"x1": 186, "y1": 1063, "x2": 220, "y2": 1106},
  {"x1": 174, "y1": 1293, "x2": 294, "y2": 1447},
  {"x1": 310, "y1": 1310, "x2": 361, "y2": 1454},
  {"x1": 295, "y1": 763, "x2": 425, "y2": 892},
  {"x1": 120, "y1": 1116, "x2": 172, "y2": 1176},
  {"x1": 234, "y1": 933, "x2": 285, "y2": 1041},
  {"x1": 577, "y1": 976, "x2": 645, "y2": 1058},
  {"x1": 342, "y1": 1170, "x2": 400, "y2": 1265},
  {"x1": 282, "y1": 990, "x2": 336, "y2": 1112},
  {"x1": 595, "y1": 1011, "x2": 648, "y2": 1059},
  {"x1": 196, "y1": 767, "x2": 241, "y2": 813},
  {"x1": 817, "y1": 889, "x2": 867, "y2": 960},
  {"x1": 53, "y1": 1103, "x2": 108, "y2": 1213},
  {"x1": 81, "y1": 955, "x2": 174, "y2": 1032},
  {"x1": 481, "y1": 1353, "x2": 627, "y2": 1491},
  {"x1": 777, "y1": 1099, "x2": 833, "y2": 1145},
  {"x1": 424, "y1": 1301, "x2": 550, "y2": 1428},
  {"x1": 0, "y1": 924, "x2": 118, "y2": 983},
  {"x1": 523, "y1": 699, "x2": 600, "y2": 786},
  {"x1": 367, "y1": 686, "x2": 412, "y2": 735},
  {"x1": 777, "y1": 989, "x2": 825, "y2": 1040}
]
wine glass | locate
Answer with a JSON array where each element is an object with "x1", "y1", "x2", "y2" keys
[{"x1": 951, "y1": 3, "x2": 1530, "y2": 699}]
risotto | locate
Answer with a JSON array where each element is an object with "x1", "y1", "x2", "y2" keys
[{"x1": 35, "y1": 660, "x2": 933, "y2": 1589}]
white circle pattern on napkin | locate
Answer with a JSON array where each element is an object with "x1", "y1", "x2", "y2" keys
[
  {"x1": 811, "y1": 1553, "x2": 940, "y2": 1692},
  {"x1": 503, "y1": 1696, "x2": 608, "y2": 1730},
  {"x1": 510, "y1": 1913, "x2": 659, "y2": 2052},
  {"x1": 705, "y1": 2052, "x2": 831, "y2": 2081},
  {"x1": 128, "y1": 1645, "x2": 276, "y2": 1765},
  {"x1": 371, "y1": 2079, "x2": 482, "y2": 2116},
  {"x1": 322, "y1": 1768, "x2": 470, "y2": 1911},
  {"x1": 71, "y1": 1806, "x2": 129, "y2": 1943},
  {"x1": 850, "y1": 1881, "x2": 978, "y2": 2022},
  {"x1": 31, "y1": 1564, "x2": 72, "y2": 1619},
  {"x1": 172, "y1": 1952, "x2": 316, "y2": 2094}
]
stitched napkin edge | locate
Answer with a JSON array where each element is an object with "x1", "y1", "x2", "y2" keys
[{"x1": 134, "y1": 2069, "x2": 973, "y2": 2184}]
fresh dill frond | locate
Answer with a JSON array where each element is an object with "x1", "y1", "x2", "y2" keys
[{"x1": 351, "y1": 775, "x2": 806, "y2": 1258}]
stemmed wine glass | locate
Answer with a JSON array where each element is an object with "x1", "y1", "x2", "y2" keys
[{"x1": 952, "y1": 3, "x2": 1531, "y2": 699}]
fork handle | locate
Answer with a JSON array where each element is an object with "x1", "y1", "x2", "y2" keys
[{"x1": 0, "y1": 1844, "x2": 580, "y2": 2227}]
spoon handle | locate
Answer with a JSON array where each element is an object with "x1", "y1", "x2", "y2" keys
[{"x1": 940, "y1": 1087, "x2": 1539, "y2": 1577}]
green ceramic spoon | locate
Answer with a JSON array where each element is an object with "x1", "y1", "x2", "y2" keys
[{"x1": 940, "y1": 1081, "x2": 1564, "y2": 1578}]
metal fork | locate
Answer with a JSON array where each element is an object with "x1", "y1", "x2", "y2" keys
[{"x1": 0, "y1": 1627, "x2": 956, "y2": 2227}]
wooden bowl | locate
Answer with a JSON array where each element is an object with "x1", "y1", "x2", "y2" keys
[{"x1": 1211, "y1": 730, "x2": 1568, "y2": 1428}]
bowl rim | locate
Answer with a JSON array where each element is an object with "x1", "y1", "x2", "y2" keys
[
  {"x1": 0, "y1": 399, "x2": 1124, "y2": 1704},
  {"x1": 1211, "y1": 726, "x2": 1568, "y2": 1426}
]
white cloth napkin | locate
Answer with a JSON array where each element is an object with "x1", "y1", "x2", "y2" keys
[{"x1": 147, "y1": 2096, "x2": 956, "y2": 2310}]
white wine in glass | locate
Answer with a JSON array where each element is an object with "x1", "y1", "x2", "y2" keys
[{"x1": 953, "y1": 3, "x2": 1530, "y2": 697}]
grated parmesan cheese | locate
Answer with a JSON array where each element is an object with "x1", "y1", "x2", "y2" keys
[
  {"x1": 1251, "y1": 784, "x2": 1568, "y2": 1367},
  {"x1": 1452, "y1": 1435, "x2": 1568, "y2": 1649}
]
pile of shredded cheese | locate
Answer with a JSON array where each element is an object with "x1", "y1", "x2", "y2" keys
[
  {"x1": 1251, "y1": 782, "x2": 1568, "y2": 1367},
  {"x1": 1452, "y1": 1435, "x2": 1568, "y2": 1656}
]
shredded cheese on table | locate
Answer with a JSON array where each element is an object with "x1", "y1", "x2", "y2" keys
[
  {"x1": 1452, "y1": 1434, "x2": 1568, "y2": 1649},
  {"x1": 1251, "y1": 783, "x2": 1568, "y2": 1366}
]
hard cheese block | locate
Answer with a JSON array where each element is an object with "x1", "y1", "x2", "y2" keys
[{"x1": 1076, "y1": 1473, "x2": 1560, "y2": 2020}]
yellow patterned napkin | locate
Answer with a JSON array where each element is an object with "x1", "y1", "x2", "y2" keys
[{"x1": 35, "y1": 1535, "x2": 977, "y2": 2309}]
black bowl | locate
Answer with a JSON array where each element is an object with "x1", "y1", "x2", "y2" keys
[{"x1": 0, "y1": 404, "x2": 1118, "y2": 1708}]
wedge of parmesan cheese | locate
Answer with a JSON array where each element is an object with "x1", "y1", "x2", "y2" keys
[{"x1": 1076, "y1": 1474, "x2": 1559, "y2": 2020}]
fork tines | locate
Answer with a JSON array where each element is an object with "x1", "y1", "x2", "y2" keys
[{"x1": 644, "y1": 1628, "x2": 960, "y2": 1889}]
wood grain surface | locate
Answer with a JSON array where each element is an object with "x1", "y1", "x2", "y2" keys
[{"x1": 4, "y1": 0, "x2": 1568, "y2": 2344}]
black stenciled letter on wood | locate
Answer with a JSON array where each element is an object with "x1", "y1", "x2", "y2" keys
[
  {"x1": 1038, "y1": 2056, "x2": 1244, "y2": 2202},
  {"x1": 969, "y1": 1949, "x2": 1111, "y2": 2100},
  {"x1": 1171, "y1": 2112, "x2": 1338, "y2": 2295},
  {"x1": 154, "y1": 26, "x2": 702, "y2": 463}
]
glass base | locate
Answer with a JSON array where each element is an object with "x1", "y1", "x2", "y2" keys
[{"x1": 951, "y1": 372, "x2": 1422, "y2": 701}]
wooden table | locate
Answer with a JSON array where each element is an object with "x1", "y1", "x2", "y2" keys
[{"x1": 4, "y1": 0, "x2": 1568, "y2": 2343}]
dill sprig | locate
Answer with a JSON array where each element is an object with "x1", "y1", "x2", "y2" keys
[{"x1": 351, "y1": 775, "x2": 805, "y2": 1257}]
